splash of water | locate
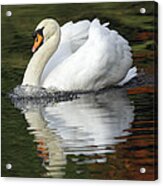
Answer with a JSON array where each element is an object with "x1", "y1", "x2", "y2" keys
[
  {"x1": 9, "y1": 85, "x2": 80, "y2": 111},
  {"x1": 10, "y1": 85, "x2": 79, "y2": 99}
]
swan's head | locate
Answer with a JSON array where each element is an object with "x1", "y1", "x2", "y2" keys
[{"x1": 32, "y1": 18, "x2": 59, "y2": 53}]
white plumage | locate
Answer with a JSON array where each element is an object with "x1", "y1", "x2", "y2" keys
[{"x1": 22, "y1": 18, "x2": 137, "y2": 91}]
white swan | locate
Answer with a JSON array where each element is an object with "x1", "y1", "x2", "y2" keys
[{"x1": 22, "y1": 18, "x2": 137, "y2": 91}]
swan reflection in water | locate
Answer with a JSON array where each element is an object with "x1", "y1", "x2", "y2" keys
[{"x1": 12, "y1": 88, "x2": 134, "y2": 177}]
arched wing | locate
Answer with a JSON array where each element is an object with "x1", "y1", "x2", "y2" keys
[{"x1": 41, "y1": 20, "x2": 91, "y2": 82}]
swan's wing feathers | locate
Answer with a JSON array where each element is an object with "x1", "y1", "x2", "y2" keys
[
  {"x1": 102, "y1": 22, "x2": 110, "y2": 27},
  {"x1": 87, "y1": 19, "x2": 133, "y2": 86},
  {"x1": 43, "y1": 19, "x2": 134, "y2": 90},
  {"x1": 41, "y1": 20, "x2": 91, "y2": 83},
  {"x1": 61, "y1": 20, "x2": 91, "y2": 52}
]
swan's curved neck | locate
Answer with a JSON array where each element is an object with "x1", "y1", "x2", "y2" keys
[{"x1": 22, "y1": 27, "x2": 60, "y2": 87}]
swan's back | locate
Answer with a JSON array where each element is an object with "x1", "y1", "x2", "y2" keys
[{"x1": 42, "y1": 19, "x2": 133, "y2": 90}]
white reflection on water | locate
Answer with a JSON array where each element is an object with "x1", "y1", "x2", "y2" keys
[{"x1": 14, "y1": 88, "x2": 134, "y2": 177}]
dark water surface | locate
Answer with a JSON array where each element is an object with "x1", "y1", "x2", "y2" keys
[{"x1": 1, "y1": 2, "x2": 158, "y2": 180}]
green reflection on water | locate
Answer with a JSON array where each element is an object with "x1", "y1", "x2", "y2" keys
[{"x1": 1, "y1": 97, "x2": 45, "y2": 177}]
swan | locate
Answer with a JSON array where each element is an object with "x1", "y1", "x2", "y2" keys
[{"x1": 22, "y1": 18, "x2": 137, "y2": 91}]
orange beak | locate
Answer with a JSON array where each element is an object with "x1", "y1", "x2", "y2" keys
[{"x1": 32, "y1": 33, "x2": 43, "y2": 53}]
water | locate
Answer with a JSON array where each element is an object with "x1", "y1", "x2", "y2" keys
[
  {"x1": 2, "y1": 88, "x2": 157, "y2": 180},
  {"x1": 1, "y1": 2, "x2": 157, "y2": 180},
  {"x1": 11, "y1": 88, "x2": 134, "y2": 177}
]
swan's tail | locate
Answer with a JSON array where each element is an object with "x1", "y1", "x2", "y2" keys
[{"x1": 117, "y1": 66, "x2": 137, "y2": 86}]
